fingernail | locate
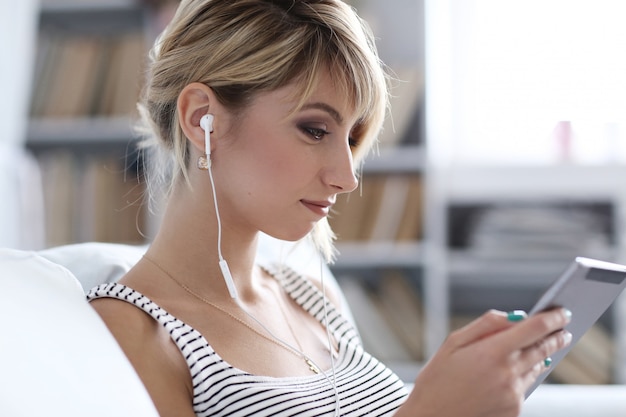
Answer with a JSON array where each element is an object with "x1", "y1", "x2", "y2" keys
[
  {"x1": 563, "y1": 308, "x2": 573, "y2": 321},
  {"x1": 544, "y1": 357, "x2": 553, "y2": 367},
  {"x1": 507, "y1": 310, "x2": 527, "y2": 322},
  {"x1": 563, "y1": 331, "x2": 573, "y2": 345}
]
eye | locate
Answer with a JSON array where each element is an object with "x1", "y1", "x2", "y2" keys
[{"x1": 301, "y1": 126, "x2": 329, "y2": 141}]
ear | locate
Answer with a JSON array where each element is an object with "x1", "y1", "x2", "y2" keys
[{"x1": 177, "y1": 82, "x2": 220, "y2": 154}]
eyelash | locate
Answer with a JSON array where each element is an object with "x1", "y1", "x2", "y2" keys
[
  {"x1": 303, "y1": 126, "x2": 328, "y2": 141},
  {"x1": 302, "y1": 126, "x2": 360, "y2": 149}
]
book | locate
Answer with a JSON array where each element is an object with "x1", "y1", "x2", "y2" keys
[
  {"x1": 40, "y1": 36, "x2": 101, "y2": 117},
  {"x1": 31, "y1": 30, "x2": 145, "y2": 119},
  {"x1": 395, "y1": 175, "x2": 423, "y2": 241},
  {"x1": 99, "y1": 32, "x2": 145, "y2": 116},
  {"x1": 38, "y1": 151, "x2": 78, "y2": 246},
  {"x1": 356, "y1": 175, "x2": 387, "y2": 240},
  {"x1": 378, "y1": 67, "x2": 424, "y2": 147},
  {"x1": 367, "y1": 175, "x2": 409, "y2": 241},
  {"x1": 36, "y1": 152, "x2": 146, "y2": 246},
  {"x1": 374, "y1": 270, "x2": 424, "y2": 360},
  {"x1": 551, "y1": 323, "x2": 614, "y2": 384},
  {"x1": 338, "y1": 276, "x2": 414, "y2": 362},
  {"x1": 330, "y1": 174, "x2": 424, "y2": 243},
  {"x1": 31, "y1": 34, "x2": 63, "y2": 117},
  {"x1": 330, "y1": 174, "x2": 385, "y2": 241}
]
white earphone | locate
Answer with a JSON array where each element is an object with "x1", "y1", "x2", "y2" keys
[
  {"x1": 199, "y1": 113, "x2": 238, "y2": 300},
  {"x1": 200, "y1": 114, "x2": 214, "y2": 158}
]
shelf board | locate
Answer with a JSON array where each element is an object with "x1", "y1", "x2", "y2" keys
[
  {"x1": 332, "y1": 241, "x2": 424, "y2": 269},
  {"x1": 361, "y1": 145, "x2": 425, "y2": 173},
  {"x1": 448, "y1": 251, "x2": 616, "y2": 288},
  {"x1": 27, "y1": 117, "x2": 138, "y2": 149},
  {"x1": 40, "y1": 0, "x2": 138, "y2": 13},
  {"x1": 446, "y1": 165, "x2": 626, "y2": 202},
  {"x1": 39, "y1": 1, "x2": 145, "y2": 35}
]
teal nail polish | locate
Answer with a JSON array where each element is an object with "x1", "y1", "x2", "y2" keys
[
  {"x1": 507, "y1": 310, "x2": 527, "y2": 322},
  {"x1": 544, "y1": 357, "x2": 553, "y2": 367}
]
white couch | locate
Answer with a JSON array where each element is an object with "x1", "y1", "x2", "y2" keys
[
  {"x1": 1, "y1": 238, "x2": 625, "y2": 416},
  {"x1": 0, "y1": 246, "x2": 158, "y2": 417}
]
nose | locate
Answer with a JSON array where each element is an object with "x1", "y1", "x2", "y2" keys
[{"x1": 325, "y1": 141, "x2": 359, "y2": 193}]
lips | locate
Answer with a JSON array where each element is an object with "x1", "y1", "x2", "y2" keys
[{"x1": 300, "y1": 199, "x2": 333, "y2": 217}]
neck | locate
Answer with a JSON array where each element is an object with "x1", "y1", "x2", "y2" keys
[{"x1": 147, "y1": 182, "x2": 260, "y2": 301}]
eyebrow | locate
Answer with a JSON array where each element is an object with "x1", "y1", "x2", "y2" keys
[{"x1": 301, "y1": 102, "x2": 344, "y2": 125}]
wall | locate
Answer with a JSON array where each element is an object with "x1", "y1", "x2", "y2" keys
[{"x1": 0, "y1": 0, "x2": 43, "y2": 249}]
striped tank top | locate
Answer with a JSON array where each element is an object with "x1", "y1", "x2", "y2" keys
[{"x1": 87, "y1": 265, "x2": 408, "y2": 416}]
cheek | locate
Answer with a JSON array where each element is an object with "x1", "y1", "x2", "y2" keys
[
  {"x1": 253, "y1": 152, "x2": 301, "y2": 194},
  {"x1": 220, "y1": 142, "x2": 292, "y2": 201},
  {"x1": 249, "y1": 140, "x2": 311, "y2": 189}
]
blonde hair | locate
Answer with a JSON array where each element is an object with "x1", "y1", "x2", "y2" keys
[{"x1": 138, "y1": 0, "x2": 389, "y2": 262}]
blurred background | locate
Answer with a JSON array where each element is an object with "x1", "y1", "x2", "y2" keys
[{"x1": 3, "y1": 0, "x2": 626, "y2": 385}]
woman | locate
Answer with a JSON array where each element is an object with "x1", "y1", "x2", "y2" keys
[{"x1": 88, "y1": 1, "x2": 572, "y2": 416}]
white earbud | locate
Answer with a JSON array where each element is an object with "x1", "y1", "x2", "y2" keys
[
  {"x1": 200, "y1": 114, "x2": 214, "y2": 158},
  {"x1": 199, "y1": 113, "x2": 238, "y2": 299}
]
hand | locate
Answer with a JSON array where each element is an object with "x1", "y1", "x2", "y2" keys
[{"x1": 399, "y1": 308, "x2": 572, "y2": 417}]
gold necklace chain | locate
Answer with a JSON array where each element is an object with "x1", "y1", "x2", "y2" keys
[{"x1": 142, "y1": 255, "x2": 321, "y2": 374}]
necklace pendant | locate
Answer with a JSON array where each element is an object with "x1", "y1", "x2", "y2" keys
[{"x1": 305, "y1": 357, "x2": 320, "y2": 374}]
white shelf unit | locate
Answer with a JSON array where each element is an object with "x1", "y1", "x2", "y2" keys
[
  {"x1": 27, "y1": 0, "x2": 151, "y2": 247},
  {"x1": 423, "y1": 0, "x2": 626, "y2": 384},
  {"x1": 434, "y1": 164, "x2": 626, "y2": 383},
  {"x1": 29, "y1": 0, "x2": 147, "y2": 150},
  {"x1": 38, "y1": 0, "x2": 145, "y2": 27},
  {"x1": 334, "y1": 145, "x2": 426, "y2": 271},
  {"x1": 331, "y1": 143, "x2": 430, "y2": 382},
  {"x1": 326, "y1": 0, "x2": 431, "y2": 382},
  {"x1": 27, "y1": 116, "x2": 137, "y2": 148}
]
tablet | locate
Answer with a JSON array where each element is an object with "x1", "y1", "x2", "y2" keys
[{"x1": 525, "y1": 257, "x2": 626, "y2": 398}]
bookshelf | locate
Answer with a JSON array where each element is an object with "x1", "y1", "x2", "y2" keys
[
  {"x1": 423, "y1": 0, "x2": 626, "y2": 387},
  {"x1": 29, "y1": 0, "x2": 626, "y2": 388},
  {"x1": 27, "y1": 0, "x2": 151, "y2": 247},
  {"x1": 436, "y1": 165, "x2": 626, "y2": 385},
  {"x1": 325, "y1": 0, "x2": 430, "y2": 382},
  {"x1": 329, "y1": 151, "x2": 426, "y2": 381},
  {"x1": 330, "y1": 163, "x2": 428, "y2": 382}
]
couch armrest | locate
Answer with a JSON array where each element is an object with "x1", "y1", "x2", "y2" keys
[{"x1": 0, "y1": 249, "x2": 158, "y2": 417}]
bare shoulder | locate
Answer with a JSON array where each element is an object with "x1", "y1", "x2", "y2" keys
[
  {"x1": 89, "y1": 297, "x2": 196, "y2": 417},
  {"x1": 89, "y1": 297, "x2": 161, "y2": 349}
]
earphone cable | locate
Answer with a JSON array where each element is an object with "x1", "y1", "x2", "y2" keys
[
  {"x1": 206, "y1": 149, "x2": 339, "y2": 415},
  {"x1": 207, "y1": 159, "x2": 226, "y2": 263},
  {"x1": 320, "y1": 257, "x2": 340, "y2": 417}
]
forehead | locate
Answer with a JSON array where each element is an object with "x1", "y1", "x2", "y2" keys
[{"x1": 256, "y1": 70, "x2": 359, "y2": 126}]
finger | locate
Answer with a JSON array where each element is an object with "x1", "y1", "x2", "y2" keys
[
  {"x1": 517, "y1": 329, "x2": 573, "y2": 373},
  {"x1": 519, "y1": 361, "x2": 547, "y2": 393},
  {"x1": 448, "y1": 309, "x2": 520, "y2": 347},
  {"x1": 494, "y1": 308, "x2": 572, "y2": 352},
  {"x1": 519, "y1": 353, "x2": 558, "y2": 393}
]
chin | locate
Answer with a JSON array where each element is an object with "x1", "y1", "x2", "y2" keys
[{"x1": 262, "y1": 225, "x2": 314, "y2": 243}]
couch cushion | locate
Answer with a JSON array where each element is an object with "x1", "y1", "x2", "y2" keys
[
  {"x1": 38, "y1": 242, "x2": 147, "y2": 291},
  {"x1": 0, "y1": 249, "x2": 158, "y2": 417}
]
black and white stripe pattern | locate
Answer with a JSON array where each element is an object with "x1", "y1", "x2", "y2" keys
[{"x1": 87, "y1": 266, "x2": 408, "y2": 416}]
